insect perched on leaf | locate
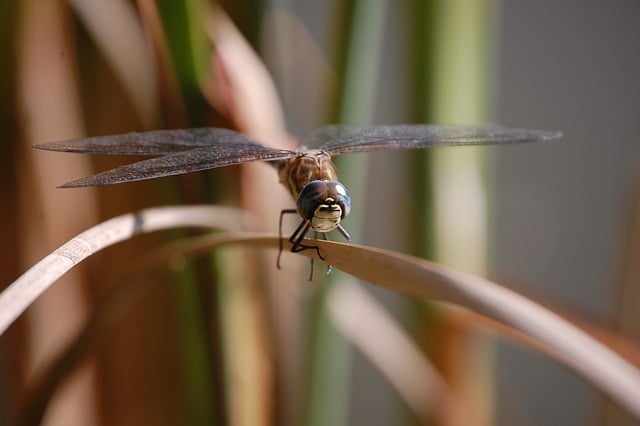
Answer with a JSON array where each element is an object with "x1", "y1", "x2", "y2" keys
[{"x1": 34, "y1": 124, "x2": 561, "y2": 278}]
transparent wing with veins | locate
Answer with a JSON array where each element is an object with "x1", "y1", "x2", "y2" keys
[
  {"x1": 33, "y1": 125, "x2": 562, "y2": 188},
  {"x1": 33, "y1": 128, "x2": 296, "y2": 187},
  {"x1": 303, "y1": 124, "x2": 561, "y2": 155}
]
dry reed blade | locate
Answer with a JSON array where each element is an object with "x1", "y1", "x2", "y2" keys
[
  {"x1": 67, "y1": 0, "x2": 159, "y2": 127},
  {"x1": 4, "y1": 214, "x2": 640, "y2": 420},
  {"x1": 0, "y1": 206, "x2": 248, "y2": 337}
]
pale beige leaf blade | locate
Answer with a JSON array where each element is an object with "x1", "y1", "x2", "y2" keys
[
  {"x1": 0, "y1": 206, "x2": 248, "y2": 336},
  {"x1": 3, "y1": 219, "x2": 639, "y2": 419},
  {"x1": 308, "y1": 239, "x2": 640, "y2": 420}
]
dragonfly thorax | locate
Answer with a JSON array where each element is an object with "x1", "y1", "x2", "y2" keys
[
  {"x1": 296, "y1": 180, "x2": 351, "y2": 232},
  {"x1": 277, "y1": 150, "x2": 339, "y2": 200}
]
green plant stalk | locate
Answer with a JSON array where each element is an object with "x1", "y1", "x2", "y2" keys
[
  {"x1": 151, "y1": 2, "x2": 222, "y2": 422},
  {"x1": 172, "y1": 263, "x2": 218, "y2": 424},
  {"x1": 410, "y1": 0, "x2": 497, "y2": 423},
  {"x1": 428, "y1": 0, "x2": 494, "y2": 266},
  {"x1": 156, "y1": 0, "x2": 210, "y2": 122},
  {"x1": 409, "y1": 0, "x2": 495, "y2": 261},
  {"x1": 305, "y1": 1, "x2": 387, "y2": 425}
]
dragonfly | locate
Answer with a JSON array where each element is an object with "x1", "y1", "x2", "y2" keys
[{"x1": 34, "y1": 124, "x2": 561, "y2": 276}]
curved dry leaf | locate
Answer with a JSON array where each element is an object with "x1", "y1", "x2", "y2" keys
[
  {"x1": 15, "y1": 231, "x2": 270, "y2": 426},
  {"x1": 20, "y1": 232, "x2": 444, "y2": 424},
  {"x1": 17, "y1": 1, "x2": 101, "y2": 421},
  {"x1": 196, "y1": 10, "x2": 304, "y2": 422},
  {"x1": 199, "y1": 4, "x2": 293, "y2": 147},
  {"x1": 310, "y1": 239, "x2": 640, "y2": 420},
  {"x1": 3, "y1": 212, "x2": 640, "y2": 419},
  {"x1": 0, "y1": 205, "x2": 250, "y2": 336},
  {"x1": 190, "y1": 235, "x2": 640, "y2": 419},
  {"x1": 327, "y1": 279, "x2": 461, "y2": 421},
  {"x1": 67, "y1": 0, "x2": 159, "y2": 127}
]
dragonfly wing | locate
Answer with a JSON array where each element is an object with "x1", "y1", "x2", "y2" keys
[
  {"x1": 59, "y1": 145, "x2": 295, "y2": 187},
  {"x1": 33, "y1": 128, "x2": 269, "y2": 155},
  {"x1": 303, "y1": 124, "x2": 561, "y2": 155}
]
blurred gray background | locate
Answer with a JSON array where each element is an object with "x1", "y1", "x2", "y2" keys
[
  {"x1": 292, "y1": 0, "x2": 640, "y2": 425},
  {"x1": 495, "y1": 1, "x2": 640, "y2": 425}
]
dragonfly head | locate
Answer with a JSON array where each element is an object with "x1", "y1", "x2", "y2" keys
[{"x1": 296, "y1": 180, "x2": 351, "y2": 232}]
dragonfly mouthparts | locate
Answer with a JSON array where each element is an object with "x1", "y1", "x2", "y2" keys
[{"x1": 319, "y1": 204, "x2": 340, "y2": 212}]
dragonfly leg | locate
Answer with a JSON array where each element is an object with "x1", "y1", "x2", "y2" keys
[
  {"x1": 291, "y1": 221, "x2": 327, "y2": 282},
  {"x1": 318, "y1": 232, "x2": 333, "y2": 275},
  {"x1": 308, "y1": 231, "x2": 318, "y2": 281},
  {"x1": 278, "y1": 210, "x2": 327, "y2": 280},
  {"x1": 336, "y1": 224, "x2": 351, "y2": 242},
  {"x1": 278, "y1": 209, "x2": 298, "y2": 269},
  {"x1": 289, "y1": 220, "x2": 324, "y2": 259}
]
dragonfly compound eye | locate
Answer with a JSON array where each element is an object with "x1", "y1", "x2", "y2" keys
[{"x1": 296, "y1": 180, "x2": 351, "y2": 232}]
